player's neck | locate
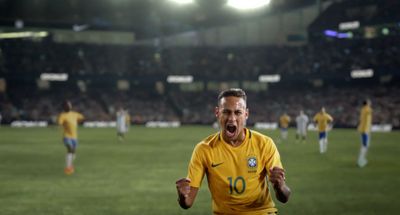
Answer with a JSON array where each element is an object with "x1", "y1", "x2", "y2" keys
[{"x1": 225, "y1": 129, "x2": 246, "y2": 147}]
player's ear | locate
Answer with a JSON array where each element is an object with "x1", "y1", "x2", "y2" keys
[
  {"x1": 245, "y1": 108, "x2": 249, "y2": 119},
  {"x1": 214, "y1": 106, "x2": 219, "y2": 117}
]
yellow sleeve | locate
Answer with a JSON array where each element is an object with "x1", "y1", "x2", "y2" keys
[
  {"x1": 77, "y1": 112, "x2": 84, "y2": 122},
  {"x1": 264, "y1": 137, "x2": 283, "y2": 177},
  {"x1": 328, "y1": 114, "x2": 333, "y2": 122},
  {"x1": 187, "y1": 143, "x2": 206, "y2": 188},
  {"x1": 57, "y1": 114, "x2": 64, "y2": 125}
]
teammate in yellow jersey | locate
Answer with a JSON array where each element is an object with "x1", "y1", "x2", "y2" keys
[
  {"x1": 357, "y1": 99, "x2": 373, "y2": 168},
  {"x1": 279, "y1": 113, "x2": 291, "y2": 141},
  {"x1": 176, "y1": 88, "x2": 291, "y2": 215},
  {"x1": 57, "y1": 100, "x2": 84, "y2": 175},
  {"x1": 313, "y1": 107, "x2": 333, "y2": 154}
]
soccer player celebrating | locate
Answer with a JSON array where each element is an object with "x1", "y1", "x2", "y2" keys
[
  {"x1": 295, "y1": 110, "x2": 309, "y2": 143},
  {"x1": 279, "y1": 112, "x2": 291, "y2": 141},
  {"x1": 313, "y1": 107, "x2": 333, "y2": 154},
  {"x1": 57, "y1": 100, "x2": 84, "y2": 175},
  {"x1": 116, "y1": 107, "x2": 130, "y2": 142},
  {"x1": 357, "y1": 99, "x2": 373, "y2": 167},
  {"x1": 176, "y1": 88, "x2": 291, "y2": 214}
]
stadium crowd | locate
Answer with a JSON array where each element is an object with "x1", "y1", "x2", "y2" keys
[
  {"x1": 1, "y1": 84, "x2": 399, "y2": 128},
  {"x1": 1, "y1": 34, "x2": 399, "y2": 128},
  {"x1": 286, "y1": 37, "x2": 400, "y2": 77},
  {"x1": 2, "y1": 36, "x2": 399, "y2": 79},
  {"x1": 0, "y1": 39, "x2": 297, "y2": 78}
]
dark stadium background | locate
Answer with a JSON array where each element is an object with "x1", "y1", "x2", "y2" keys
[
  {"x1": 0, "y1": 0, "x2": 400, "y2": 214},
  {"x1": 0, "y1": 0, "x2": 399, "y2": 129}
]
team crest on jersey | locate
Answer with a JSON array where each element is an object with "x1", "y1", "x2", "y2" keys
[{"x1": 247, "y1": 156, "x2": 257, "y2": 169}]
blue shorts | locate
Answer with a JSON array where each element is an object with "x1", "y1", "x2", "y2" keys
[
  {"x1": 319, "y1": 132, "x2": 327, "y2": 139},
  {"x1": 63, "y1": 138, "x2": 78, "y2": 148},
  {"x1": 361, "y1": 133, "x2": 369, "y2": 147},
  {"x1": 281, "y1": 128, "x2": 288, "y2": 132}
]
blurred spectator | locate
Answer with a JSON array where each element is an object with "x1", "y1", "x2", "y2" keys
[{"x1": 0, "y1": 38, "x2": 399, "y2": 128}]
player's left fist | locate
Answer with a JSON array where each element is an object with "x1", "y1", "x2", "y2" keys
[{"x1": 269, "y1": 167, "x2": 286, "y2": 189}]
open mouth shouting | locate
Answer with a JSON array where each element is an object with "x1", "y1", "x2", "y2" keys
[{"x1": 225, "y1": 124, "x2": 237, "y2": 139}]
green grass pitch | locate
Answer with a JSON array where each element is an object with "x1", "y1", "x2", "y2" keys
[{"x1": 0, "y1": 126, "x2": 399, "y2": 215}]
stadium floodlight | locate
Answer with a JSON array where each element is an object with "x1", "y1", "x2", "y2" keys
[
  {"x1": 167, "y1": 0, "x2": 194, "y2": 4},
  {"x1": 325, "y1": 30, "x2": 352, "y2": 39},
  {"x1": 73, "y1": 24, "x2": 89, "y2": 32},
  {"x1": 227, "y1": 0, "x2": 271, "y2": 10},
  {"x1": 337, "y1": 32, "x2": 351, "y2": 39},
  {"x1": 339, "y1": 21, "x2": 360, "y2": 30},
  {"x1": 0, "y1": 31, "x2": 48, "y2": 39},
  {"x1": 167, "y1": 75, "x2": 193, "y2": 83},
  {"x1": 40, "y1": 73, "x2": 68, "y2": 81},
  {"x1": 350, "y1": 69, "x2": 374, "y2": 79},
  {"x1": 382, "y1": 28, "x2": 390, "y2": 35},
  {"x1": 258, "y1": 74, "x2": 280, "y2": 83},
  {"x1": 324, "y1": 30, "x2": 337, "y2": 37}
]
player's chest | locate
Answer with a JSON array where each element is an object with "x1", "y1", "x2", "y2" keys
[{"x1": 206, "y1": 147, "x2": 263, "y2": 176}]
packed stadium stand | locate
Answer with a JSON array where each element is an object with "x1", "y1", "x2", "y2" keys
[{"x1": 0, "y1": 0, "x2": 399, "y2": 129}]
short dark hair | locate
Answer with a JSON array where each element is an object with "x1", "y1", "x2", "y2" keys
[
  {"x1": 63, "y1": 100, "x2": 71, "y2": 112},
  {"x1": 217, "y1": 88, "x2": 247, "y2": 105}
]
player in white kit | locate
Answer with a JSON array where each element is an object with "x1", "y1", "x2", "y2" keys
[
  {"x1": 295, "y1": 110, "x2": 309, "y2": 143},
  {"x1": 116, "y1": 107, "x2": 130, "y2": 142}
]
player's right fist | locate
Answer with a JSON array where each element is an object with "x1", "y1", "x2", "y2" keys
[{"x1": 176, "y1": 178, "x2": 191, "y2": 198}]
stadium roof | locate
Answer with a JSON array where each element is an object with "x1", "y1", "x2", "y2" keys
[{"x1": 0, "y1": 0, "x2": 321, "y2": 39}]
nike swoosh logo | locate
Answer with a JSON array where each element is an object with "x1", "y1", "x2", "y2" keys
[{"x1": 211, "y1": 162, "x2": 224, "y2": 168}]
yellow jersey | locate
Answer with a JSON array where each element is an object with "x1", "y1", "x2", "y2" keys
[
  {"x1": 279, "y1": 114, "x2": 291, "y2": 128},
  {"x1": 358, "y1": 105, "x2": 372, "y2": 133},
  {"x1": 187, "y1": 128, "x2": 283, "y2": 215},
  {"x1": 313, "y1": 112, "x2": 333, "y2": 132},
  {"x1": 58, "y1": 111, "x2": 84, "y2": 139}
]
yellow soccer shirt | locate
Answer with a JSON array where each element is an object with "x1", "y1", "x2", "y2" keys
[
  {"x1": 358, "y1": 105, "x2": 372, "y2": 133},
  {"x1": 126, "y1": 114, "x2": 131, "y2": 125},
  {"x1": 279, "y1": 114, "x2": 291, "y2": 128},
  {"x1": 58, "y1": 111, "x2": 84, "y2": 139},
  {"x1": 187, "y1": 128, "x2": 283, "y2": 215},
  {"x1": 313, "y1": 112, "x2": 333, "y2": 132}
]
